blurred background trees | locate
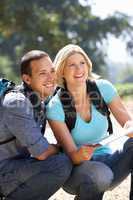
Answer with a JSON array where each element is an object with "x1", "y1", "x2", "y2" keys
[{"x1": 0, "y1": 0, "x2": 133, "y2": 84}]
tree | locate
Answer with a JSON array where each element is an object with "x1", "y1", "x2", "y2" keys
[{"x1": 0, "y1": 0, "x2": 133, "y2": 80}]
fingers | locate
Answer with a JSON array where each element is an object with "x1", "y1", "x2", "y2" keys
[
  {"x1": 124, "y1": 120, "x2": 133, "y2": 138},
  {"x1": 86, "y1": 144, "x2": 101, "y2": 148},
  {"x1": 124, "y1": 120, "x2": 133, "y2": 129},
  {"x1": 76, "y1": 144, "x2": 101, "y2": 162},
  {"x1": 79, "y1": 146, "x2": 95, "y2": 161},
  {"x1": 127, "y1": 133, "x2": 133, "y2": 138}
]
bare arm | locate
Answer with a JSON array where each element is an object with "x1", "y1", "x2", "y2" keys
[
  {"x1": 108, "y1": 95, "x2": 133, "y2": 128},
  {"x1": 48, "y1": 120, "x2": 95, "y2": 164}
]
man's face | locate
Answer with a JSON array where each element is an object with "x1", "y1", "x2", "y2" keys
[{"x1": 23, "y1": 56, "x2": 55, "y2": 99}]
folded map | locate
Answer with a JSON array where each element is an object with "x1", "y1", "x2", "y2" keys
[{"x1": 99, "y1": 126, "x2": 133, "y2": 146}]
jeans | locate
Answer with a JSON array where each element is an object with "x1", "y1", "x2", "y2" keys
[
  {"x1": 63, "y1": 161, "x2": 113, "y2": 200},
  {"x1": 0, "y1": 154, "x2": 72, "y2": 200},
  {"x1": 64, "y1": 137, "x2": 133, "y2": 200}
]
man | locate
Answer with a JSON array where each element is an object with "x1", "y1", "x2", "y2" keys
[{"x1": 0, "y1": 50, "x2": 72, "y2": 200}]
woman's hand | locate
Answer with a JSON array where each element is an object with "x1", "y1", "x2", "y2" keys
[
  {"x1": 124, "y1": 120, "x2": 133, "y2": 138},
  {"x1": 71, "y1": 144, "x2": 100, "y2": 164}
]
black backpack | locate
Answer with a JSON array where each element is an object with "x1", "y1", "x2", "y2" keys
[{"x1": 57, "y1": 80, "x2": 113, "y2": 135}]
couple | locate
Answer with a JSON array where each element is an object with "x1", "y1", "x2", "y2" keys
[{"x1": 0, "y1": 44, "x2": 133, "y2": 200}]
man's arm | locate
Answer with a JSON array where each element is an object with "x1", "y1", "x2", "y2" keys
[{"x1": 3, "y1": 92, "x2": 58, "y2": 160}]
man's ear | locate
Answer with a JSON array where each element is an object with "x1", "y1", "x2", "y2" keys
[{"x1": 22, "y1": 74, "x2": 31, "y2": 85}]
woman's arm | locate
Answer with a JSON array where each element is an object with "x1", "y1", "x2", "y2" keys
[
  {"x1": 108, "y1": 95, "x2": 133, "y2": 127},
  {"x1": 48, "y1": 120, "x2": 96, "y2": 164}
]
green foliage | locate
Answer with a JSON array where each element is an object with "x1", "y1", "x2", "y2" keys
[
  {"x1": 0, "y1": 56, "x2": 20, "y2": 82},
  {"x1": 116, "y1": 83, "x2": 133, "y2": 97},
  {"x1": 118, "y1": 64, "x2": 133, "y2": 82},
  {"x1": 0, "y1": 0, "x2": 133, "y2": 79}
]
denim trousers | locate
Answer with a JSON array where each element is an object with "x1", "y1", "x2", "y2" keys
[
  {"x1": 0, "y1": 153, "x2": 72, "y2": 200},
  {"x1": 64, "y1": 137, "x2": 133, "y2": 200}
]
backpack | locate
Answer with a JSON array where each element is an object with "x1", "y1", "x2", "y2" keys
[
  {"x1": 57, "y1": 79, "x2": 113, "y2": 135},
  {"x1": 0, "y1": 78, "x2": 15, "y2": 102},
  {"x1": 0, "y1": 78, "x2": 16, "y2": 145}
]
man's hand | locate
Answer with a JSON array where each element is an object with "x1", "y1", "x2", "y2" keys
[{"x1": 36, "y1": 144, "x2": 59, "y2": 160}]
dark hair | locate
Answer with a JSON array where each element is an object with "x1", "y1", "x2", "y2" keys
[{"x1": 20, "y1": 50, "x2": 48, "y2": 76}]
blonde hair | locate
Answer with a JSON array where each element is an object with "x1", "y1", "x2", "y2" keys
[{"x1": 54, "y1": 44, "x2": 95, "y2": 88}]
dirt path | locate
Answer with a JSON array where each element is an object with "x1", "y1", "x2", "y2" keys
[{"x1": 49, "y1": 101, "x2": 133, "y2": 200}]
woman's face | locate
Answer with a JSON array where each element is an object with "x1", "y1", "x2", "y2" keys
[{"x1": 63, "y1": 53, "x2": 89, "y2": 87}]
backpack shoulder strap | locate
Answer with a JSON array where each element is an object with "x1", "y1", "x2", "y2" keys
[
  {"x1": 86, "y1": 79, "x2": 113, "y2": 135},
  {"x1": 58, "y1": 87, "x2": 76, "y2": 132}
]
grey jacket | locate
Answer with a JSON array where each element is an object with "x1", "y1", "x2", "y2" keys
[{"x1": 0, "y1": 90, "x2": 49, "y2": 163}]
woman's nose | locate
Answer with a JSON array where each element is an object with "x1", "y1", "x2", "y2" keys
[{"x1": 75, "y1": 64, "x2": 82, "y2": 70}]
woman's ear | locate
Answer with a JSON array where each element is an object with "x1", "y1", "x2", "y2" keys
[{"x1": 21, "y1": 74, "x2": 31, "y2": 85}]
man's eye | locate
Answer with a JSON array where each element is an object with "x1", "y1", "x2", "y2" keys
[{"x1": 40, "y1": 72, "x2": 46, "y2": 75}]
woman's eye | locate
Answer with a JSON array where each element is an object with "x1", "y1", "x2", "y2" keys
[
  {"x1": 69, "y1": 64, "x2": 75, "y2": 67},
  {"x1": 51, "y1": 69, "x2": 55, "y2": 73},
  {"x1": 68, "y1": 61, "x2": 85, "y2": 68}
]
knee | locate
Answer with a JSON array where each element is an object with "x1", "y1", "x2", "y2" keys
[
  {"x1": 74, "y1": 161, "x2": 114, "y2": 192},
  {"x1": 89, "y1": 161, "x2": 114, "y2": 192}
]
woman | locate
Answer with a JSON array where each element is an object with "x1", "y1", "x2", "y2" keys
[{"x1": 46, "y1": 44, "x2": 133, "y2": 200}]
